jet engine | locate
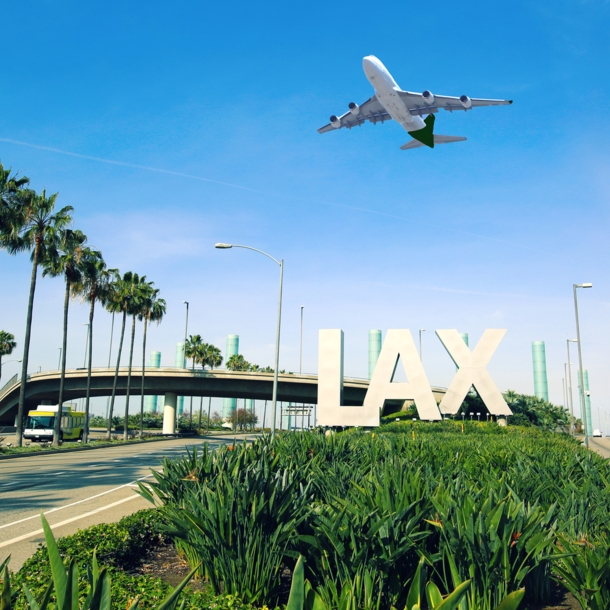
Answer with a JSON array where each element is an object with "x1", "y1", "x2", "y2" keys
[
  {"x1": 330, "y1": 115, "x2": 342, "y2": 128},
  {"x1": 348, "y1": 102, "x2": 360, "y2": 115},
  {"x1": 422, "y1": 90, "x2": 435, "y2": 105},
  {"x1": 459, "y1": 95, "x2": 472, "y2": 109}
]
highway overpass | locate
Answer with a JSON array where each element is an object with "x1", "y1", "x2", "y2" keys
[{"x1": 0, "y1": 367, "x2": 447, "y2": 425}]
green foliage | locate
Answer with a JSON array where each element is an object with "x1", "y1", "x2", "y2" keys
[
  {"x1": 0, "y1": 330, "x2": 16, "y2": 358},
  {"x1": 139, "y1": 443, "x2": 311, "y2": 605},
  {"x1": 140, "y1": 429, "x2": 610, "y2": 610},
  {"x1": 553, "y1": 534, "x2": 610, "y2": 610},
  {"x1": 503, "y1": 390, "x2": 573, "y2": 431},
  {"x1": 5, "y1": 512, "x2": 195, "y2": 610},
  {"x1": 8, "y1": 510, "x2": 256, "y2": 610}
]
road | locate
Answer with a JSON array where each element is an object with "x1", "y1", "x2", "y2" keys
[
  {"x1": 587, "y1": 436, "x2": 610, "y2": 459},
  {"x1": 0, "y1": 435, "x2": 249, "y2": 571}
]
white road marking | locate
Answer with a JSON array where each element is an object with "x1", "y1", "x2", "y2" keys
[
  {"x1": 0, "y1": 474, "x2": 152, "y2": 530},
  {"x1": 0, "y1": 495, "x2": 141, "y2": 548}
]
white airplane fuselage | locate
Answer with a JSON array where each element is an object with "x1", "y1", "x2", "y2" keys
[{"x1": 362, "y1": 56, "x2": 426, "y2": 133}]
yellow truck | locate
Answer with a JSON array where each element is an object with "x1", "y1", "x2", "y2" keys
[{"x1": 24, "y1": 404, "x2": 85, "y2": 442}]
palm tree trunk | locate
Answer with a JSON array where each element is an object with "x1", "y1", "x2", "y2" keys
[
  {"x1": 83, "y1": 291, "x2": 96, "y2": 443},
  {"x1": 123, "y1": 314, "x2": 137, "y2": 441},
  {"x1": 139, "y1": 316, "x2": 148, "y2": 437},
  {"x1": 53, "y1": 277, "x2": 71, "y2": 446},
  {"x1": 0, "y1": 357, "x2": 3, "y2": 382},
  {"x1": 16, "y1": 242, "x2": 40, "y2": 447},
  {"x1": 107, "y1": 309, "x2": 127, "y2": 440},
  {"x1": 207, "y1": 396, "x2": 211, "y2": 434}
]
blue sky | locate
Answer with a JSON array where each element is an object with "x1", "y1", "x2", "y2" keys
[{"x1": 1, "y1": 0, "x2": 610, "y2": 425}]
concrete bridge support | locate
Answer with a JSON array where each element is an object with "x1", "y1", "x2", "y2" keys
[{"x1": 163, "y1": 392, "x2": 177, "y2": 434}]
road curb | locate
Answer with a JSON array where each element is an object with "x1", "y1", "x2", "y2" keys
[{"x1": 0, "y1": 433, "x2": 239, "y2": 461}]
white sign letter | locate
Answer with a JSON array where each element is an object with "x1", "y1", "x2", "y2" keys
[
  {"x1": 436, "y1": 329, "x2": 512, "y2": 416},
  {"x1": 363, "y1": 329, "x2": 441, "y2": 421},
  {"x1": 318, "y1": 329, "x2": 379, "y2": 426}
]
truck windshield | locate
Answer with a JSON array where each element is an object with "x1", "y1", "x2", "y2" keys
[{"x1": 26, "y1": 416, "x2": 54, "y2": 429}]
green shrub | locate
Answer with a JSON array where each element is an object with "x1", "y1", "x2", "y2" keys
[{"x1": 139, "y1": 428, "x2": 610, "y2": 609}]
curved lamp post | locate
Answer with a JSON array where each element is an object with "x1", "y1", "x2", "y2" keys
[
  {"x1": 574, "y1": 283, "x2": 592, "y2": 447},
  {"x1": 215, "y1": 243, "x2": 283, "y2": 436}
]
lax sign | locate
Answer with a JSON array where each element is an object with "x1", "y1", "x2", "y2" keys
[{"x1": 317, "y1": 329, "x2": 512, "y2": 427}]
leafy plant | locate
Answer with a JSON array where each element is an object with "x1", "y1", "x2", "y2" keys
[{"x1": 3, "y1": 514, "x2": 196, "y2": 610}]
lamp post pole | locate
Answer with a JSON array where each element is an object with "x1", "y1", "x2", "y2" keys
[
  {"x1": 182, "y1": 301, "x2": 189, "y2": 367},
  {"x1": 215, "y1": 243, "x2": 283, "y2": 436},
  {"x1": 419, "y1": 329, "x2": 425, "y2": 362},
  {"x1": 300, "y1": 306, "x2": 304, "y2": 375},
  {"x1": 57, "y1": 347, "x2": 62, "y2": 371},
  {"x1": 574, "y1": 283, "x2": 592, "y2": 447}
]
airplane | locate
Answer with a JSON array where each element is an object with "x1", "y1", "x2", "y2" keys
[{"x1": 318, "y1": 55, "x2": 512, "y2": 150}]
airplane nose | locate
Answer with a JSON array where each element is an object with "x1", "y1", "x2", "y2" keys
[{"x1": 362, "y1": 55, "x2": 376, "y2": 69}]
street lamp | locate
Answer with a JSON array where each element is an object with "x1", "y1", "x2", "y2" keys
[
  {"x1": 182, "y1": 301, "x2": 189, "y2": 368},
  {"x1": 574, "y1": 283, "x2": 592, "y2": 447},
  {"x1": 216, "y1": 243, "x2": 284, "y2": 436},
  {"x1": 419, "y1": 329, "x2": 425, "y2": 362},
  {"x1": 300, "y1": 306, "x2": 304, "y2": 375},
  {"x1": 476, "y1": 412, "x2": 481, "y2": 422},
  {"x1": 57, "y1": 347, "x2": 62, "y2": 371}
]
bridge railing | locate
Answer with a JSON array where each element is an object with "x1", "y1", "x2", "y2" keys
[{"x1": 0, "y1": 374, "x2": 18, "y2": 397}]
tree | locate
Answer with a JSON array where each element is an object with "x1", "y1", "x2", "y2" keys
[
  {"x1": 104, "y1": 271, "x2": 133, "y2": 440},
  {"x1": 0, "y1": 164, "x2": 30, "y2": 237},
  {"x1": 0, "y1": 188, "x2": 73, "y2": 446},
  {"x1": 226, "y1": 354, "x2": 250, "y2": 371},
  {"x1": 184, "y1": 335, "x2": 206, "y2": 430},
  {"x1": 42, "y1": 228, "x2": 88, "y2": 445},
  {"x1": 230, "y1": 408, "x2": 258, "y2": 431},
  {"x1": 138, "y1": 286, "x2": 166, "y2": 437},
  {"x1": 185, "y1": 335, "x2": 204, "y2": 368},
  {"x1": 203, "y1": 344, "x2": 223, "y2": 370},
  {"x1": 122, "y1": 274, "x2": 149, "y2": 441},
  {"x1": 0, "y1": 331, "x2": 17, "y2": 381},
  {"x1": 72, "y1": 249, "x2": 113, "y2": 442}
]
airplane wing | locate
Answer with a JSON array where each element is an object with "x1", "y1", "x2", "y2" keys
[
  {"x1": 318, "y1": 95, "x2": 392, "y2": 133},
  {"x1": 397, "y1": 91, "x2": 512, "y2": 117}
]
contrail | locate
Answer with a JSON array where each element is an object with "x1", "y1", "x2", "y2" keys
[
  {"x1": 0, "y1": 136, "x2": 540, "y2": 252},
  {"x1": 0, "y1": 137, "x2": 268, "y2": 195}
]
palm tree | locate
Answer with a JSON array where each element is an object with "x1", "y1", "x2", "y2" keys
[
  {"x1": 0, "y1": 331, "x2": 17, "y2": 381},
  {"x1": 201, "y1": 343, "x2": 222, "y2": 434},
  {"x1": 72, "y1": 249, "x2": 112, "y2": 442},
  {"x1": 0, "y1": 189, "x2": 73, "y2": 446},
  {"x1": 138, "y1": 285, "x2": 166, "y2": 437},
  {"x1": 42, "y1": 229, "x2": 88, "y2": 445},
  {"x1": 185, "y1": 335, "x2": 204, "y2": 428},
  {"x1": 122, "y1": 274, "x2": 149, "y2": 441},
  {"x1": 226, "y1": 354, "x2": 250, "y2": 371},
  {"x1": 105, "y1": 271, "x2": 132, "y2": 440},
  {"x1": 203, "y1": 344, "x2": 223, "y2": 370}
]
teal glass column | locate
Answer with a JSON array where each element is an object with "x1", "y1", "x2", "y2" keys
[
  {"x1": 532, "y1": 341, "x2": 549, "y2": 401},
  {"x1": 368, "y1": 330, "x2": 382, "y2": 379},
  {"x1": 144, "y1": 351, "x2": 161, "y2": 413}
]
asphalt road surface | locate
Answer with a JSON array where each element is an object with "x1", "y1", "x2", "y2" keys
[
  {"x1": 587, "y1": 435, "x2": 610, "y2": 459},
  {"x1": 0, "y1": 435, "x2": 249, "y2": 571}
]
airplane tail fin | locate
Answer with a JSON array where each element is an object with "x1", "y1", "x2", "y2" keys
[
  {"x1": 402, "y1": 113, "x2": 467, "y2": 150},
  {"x1": 400, "y1": 134, "x2": 467, "y2": 150}
]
